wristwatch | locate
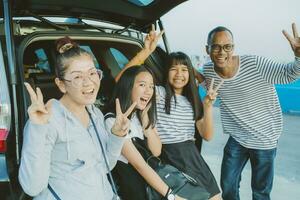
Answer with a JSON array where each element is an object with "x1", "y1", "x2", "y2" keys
[
  {"x1": 165, "y1": 187, "x2": 175, "y2": 200},
  {"x1": 166, "y1": 193, "x2": 175, "y2": 200}
]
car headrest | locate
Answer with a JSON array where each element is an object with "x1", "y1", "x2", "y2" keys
[{"x1": 29, "y1": 73, "x2": 56, "y2": 83}]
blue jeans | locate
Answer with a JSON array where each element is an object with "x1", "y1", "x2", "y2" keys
[{"x1": 221, "y1": 136, "x2": 277, "y2": 200}]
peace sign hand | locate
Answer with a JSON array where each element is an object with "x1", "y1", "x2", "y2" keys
[
  {"x1": 283, "y1": 23, "x2": 300, "y2": 57},
  {"x1": 111, "y1": 99, "x2": 137, "y2": 137},
  {"x1": 24, "y1": 82, "x2": 52, "y2": 124},
  {"x1": 144, "y1": 24, "x2": 164, "y2": 53},
  {"x1": 203, "y1": 78, "x2": 224, "y2": 107}
]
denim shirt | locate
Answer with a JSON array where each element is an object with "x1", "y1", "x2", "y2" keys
[{"x1": 19, "y1": 100, "x2": 125, "y2": 200}]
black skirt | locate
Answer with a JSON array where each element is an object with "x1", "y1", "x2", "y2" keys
[{"x1": 160, "y1": 140, "x2": 220, "y2": 198}]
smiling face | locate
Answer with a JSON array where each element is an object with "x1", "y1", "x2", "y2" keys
[
  {"x1": 131, "y1": 71, "x2": 154, "y2": 110},
  {"x1": 168, "y1": 64, "x2": 189, "y2": 95},
  {"x1": 56, "y1": 54, "x2": 100, "y2": 106},
  {"x1": 207, "y1": 31, "x2": 234, "y2": 69}
]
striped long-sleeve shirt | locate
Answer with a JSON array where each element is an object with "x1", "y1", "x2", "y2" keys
[
  {"x1": 203, "y1": 55, "x2": 300, "y2": 149},
  {"x1": 155, "y1": 86, "x2": 196, "y2": 144}
]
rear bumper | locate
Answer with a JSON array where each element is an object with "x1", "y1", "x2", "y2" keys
[{"x1": 0, "y1": 154, "x2": 9, "y2": 182}]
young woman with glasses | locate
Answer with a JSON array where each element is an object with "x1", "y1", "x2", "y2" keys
[{"x1": 19, "y1": 36, "x2": 135, "y2": 200}]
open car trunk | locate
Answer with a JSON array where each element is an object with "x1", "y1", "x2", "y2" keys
[{"x1": 1, "y1": 0, "x2": 187, "y2": 31}]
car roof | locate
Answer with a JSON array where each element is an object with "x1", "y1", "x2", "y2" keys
[{"x1": 1, "y1": 0, "x2": 188, "y2": 32}]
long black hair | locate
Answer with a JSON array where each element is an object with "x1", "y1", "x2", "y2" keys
[
  {"x1": 107, "y1": 65, "x2": 157, "y2": 129},
  {"x1": 164, "y1": 52, "x2": 203, "y2": 120}
]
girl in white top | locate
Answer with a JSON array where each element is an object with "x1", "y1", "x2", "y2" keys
[{"x1": 105, "y1": 65, "x2": 184, "y2": 200}]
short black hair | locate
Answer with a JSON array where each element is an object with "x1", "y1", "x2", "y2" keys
[{"x1": 207, "y1": 26, "x2": 234, "y2": 45}]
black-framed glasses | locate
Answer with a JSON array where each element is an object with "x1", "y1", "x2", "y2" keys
[
  {"x1": 63, "y1": 69, "x2": 103, "y2": 88},
  {"x1": 208, "y1": 44, "x2": 234, "y2": 53}
]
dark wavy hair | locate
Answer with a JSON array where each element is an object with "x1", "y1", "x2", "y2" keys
[
  {"x1": 164, "y1": 52, "x2": 203, "y2": 120},
  {"x1": 107, "y1": 65, "x2": 157, "y2": 129}
]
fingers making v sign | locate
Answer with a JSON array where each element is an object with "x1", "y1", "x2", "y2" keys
[
  {"x1": 203, "y1": 78, "x2": 224, "y2": 107},
  {"x1": 111, "y1": 99, "x2": 137, "y2": 137},
  {"x1": 282, "y1": 23, "x2": 300, "y2": 57},
  {"x1": 24, "y1": 82, "x2": 52, "y2": 124},
  {"x1": 144, "y1": 24, "x2": 164, "y2": 53}
]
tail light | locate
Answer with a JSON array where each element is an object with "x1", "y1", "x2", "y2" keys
[
  {"x1": 0, "y1": 42, "x2": 11, "y2": 153},
  {"x1": 0, "y1": 104, "x2": 10, "y2": 153},
  {"x1": 0, "y1": 130, "x2": 8, "y2": 152}
]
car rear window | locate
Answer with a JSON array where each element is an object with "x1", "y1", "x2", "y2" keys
[
  {"x1": 24, "y1": 48, "x2": 51, "y2": 79},
  {"x1": 80, "y1": 45, "x2": 101, "y2": 69},
  {"x1": 109, "y1": 48, "x2": 129, "y2": 69},
  {"x1": 127, "y1": 0, "x2": 154, "y2": 6}
]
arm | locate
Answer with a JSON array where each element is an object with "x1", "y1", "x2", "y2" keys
[
  {"x1": 103, "y1": 99, "x2": 137, "y2": 170},
  {"x1": 193, "y1": 68, "x2": 205, "y2": 85},
  {"x1": 107, "y1": 119, "x2": 183, "y2": 199},
  {"x1": 115, "y1": 49, "x2": 152, "y2": 82},
  {"x1": 103, "y1": 114, "x2": 127, "y2": 171},
  {"x1": 141, "y1": 103, "x2": 162, "y2": 156},
  {"x1": 19, "y1": 121, "x2": 55, "y2": 196},
  {"x1": 105, "y1": 116, "x2": 166, "y2": 196},
  {"x1": 196, "y1": 103, "x2": 214, "y2": 141},
  {"x1": 105, "y1": 131, "x2": 126, "y2": 170},
  {"x1": 196, "y1": 78, "x2": 223, "y2": 141},
  {"x1": 255, "y1": 56, "x2": 300, "y2": 84},
  {"x1": 122, "y1": 140, "x2": 169, "y2": 196},
  {"x1": 258, "y1": 23, "x2": 300, "y2": 84},
  {"x1": 115, "y1": 25, "x2": 164, "y2": 82},
  {"x1": 19, "y1": 84, "x2": 55, "y2": 196},
  {"x1": 144, "y1": 127, "x2": 162, "y2": 157}
]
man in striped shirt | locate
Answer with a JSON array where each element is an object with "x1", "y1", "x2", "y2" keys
[{"x1": 203, "y1": 24, "x2": 300, "y2": 200}]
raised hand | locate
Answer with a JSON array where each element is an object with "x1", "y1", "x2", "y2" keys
[
  {"x1": 111, "y1": 99, "x2": 137, "y2": 137},
  {"x1": 24, "y1": 82, "x2": 52, "y2": 124},
  {"x1": 282, "y1": 23, "x2": 300, "y2": 57},
  {"x1": 203, "y1": 78, "x2": 224, "y2": 107},
  {"x1": 144, "y1": 24, "x2": 164, "y2": 53}
]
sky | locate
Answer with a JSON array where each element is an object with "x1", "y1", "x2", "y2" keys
[{"x1": 161, "y1": 0, "x2": 300, "y2": 62}]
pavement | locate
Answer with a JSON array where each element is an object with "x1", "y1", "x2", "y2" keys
[{"x1": 201, "y1": 107, "x2": 300, "y2": 200}]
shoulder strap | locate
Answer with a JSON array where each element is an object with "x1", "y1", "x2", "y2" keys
[
  {"x1": 104, "y1": 112, "x2": 116, "y2": 120},
  {"x1": 86, "y1": 109, "x2": 120, "y2": 199},
  {"x1": 131, "y1": 137, "x2": 160, "y2": 168},
  {"x1": 48, "y1": 184, "x2": 62, "y2": 200}
]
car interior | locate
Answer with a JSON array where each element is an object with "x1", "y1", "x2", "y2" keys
[{"x1": 19, "y1": 34, "x2": 167, "y2": 112}]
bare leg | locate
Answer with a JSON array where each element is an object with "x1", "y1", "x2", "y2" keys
[{"x1": 209, "y1": 193, "x2": 222, "y2": 200}]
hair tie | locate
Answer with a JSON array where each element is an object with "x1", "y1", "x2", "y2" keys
[{"x1": 58, "y1": 43, "x2": 74, "y2": 54}]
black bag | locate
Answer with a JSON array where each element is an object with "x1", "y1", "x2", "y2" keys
[{"x1": 132, "y1": 138, "x2": 210, "y2": 200}]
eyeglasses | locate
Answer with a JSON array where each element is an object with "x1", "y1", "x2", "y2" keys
[
  {"x1": 208, "y1": 44, "x2": 234, "y2": 53},
  {"x1": 63, "y1": 69, "x2": 103, "y2": 88}
]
